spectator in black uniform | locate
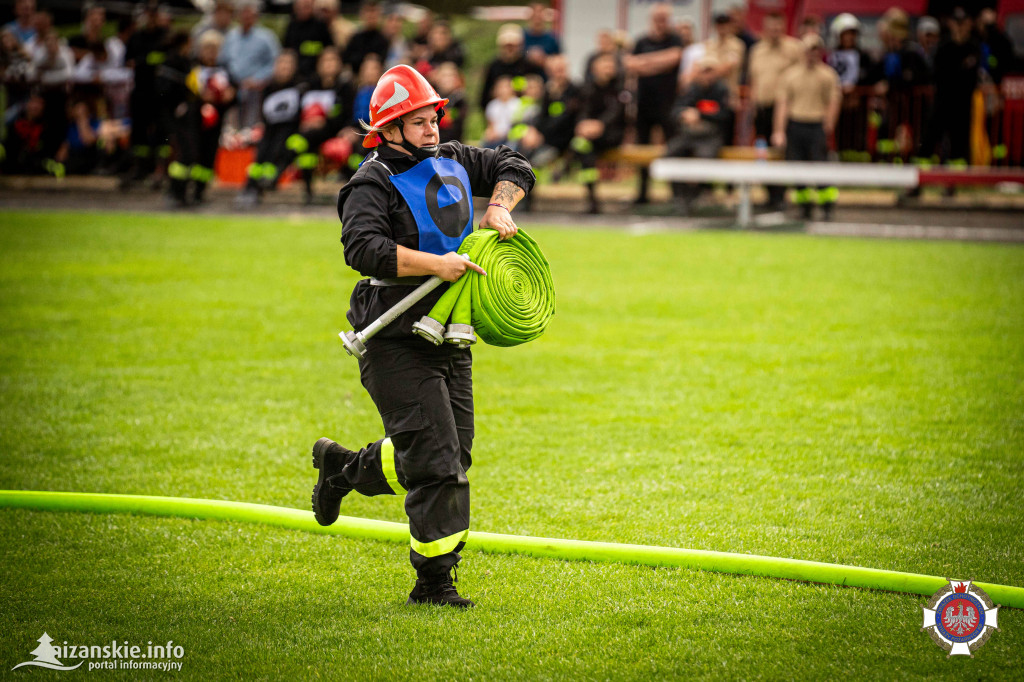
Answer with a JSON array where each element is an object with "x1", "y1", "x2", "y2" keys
[
  {"x1": 425, "y1": 21, "x2": 464, "y2": 71},
  {"x1": 236, "y1": 51, "x2": 305, "y2": 207},
  {"x1": 511, "y1": 53, "x2": 580, "y2": 167},
  {"x1": 284, "y1": 0, "x2": 333, "y2": 77},
  {"x1": 157, "y1": 31, "x2": 200, "y2": 207},
  {"x1": 567, "y1": 52, "x2": 627, "y2": 214},
  {"x1": 665, "y1": 55, "x2": 731, "y2": 214},
  {"x1": 478, "y1": 23, "x2": 544, "y2": 111},
  {"x1": 868, "y1": 8, "x2": 930, "y2": 161},
  {"x1": 623, "y1": 2, "x2": 683, "y2": 205},
  {"x1": 915, "y1": 8, "x2": 980, "y2": 169},
  {"x1": 193, "y1": 32, "x2": 235, "y2": 204},
  {"x1": 342, "y1": 0, "x2": 388, "y2": 75},
  {"x1": 122, "y1": 2, "x2": 171, "y2": 186}
]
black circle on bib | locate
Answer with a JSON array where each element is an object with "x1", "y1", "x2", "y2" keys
[{"x1": 425, "y1": 174, "x2": 471, "y2": 238}]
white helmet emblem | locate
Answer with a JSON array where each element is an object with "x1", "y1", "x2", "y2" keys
[{"x1": 378, "y1": 82, "x2": 410, "y2": 113}]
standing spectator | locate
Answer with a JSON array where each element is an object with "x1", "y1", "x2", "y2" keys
[
  {"x1": 432, "y1": 61, "x2": 467, "y2": 143},
  {"x1": 583, "y1": 30, "x2": 622, "y2": 84},
  {"x1": 748, "y1": 12, "x2": 801, "y2": 210},
  {"x1": 800, "y1": 14, "x2": 824, "y2": 40},
  {"x1": 342, "y1": 1, "x2": 388, "y2": 75},
  {"x1": 24, "y1": 10, "x2": 53, "y2": 60},
  {"x1": 772, "y1": 34, "x2": 841, "y2": 220},
  {"x1": 676, "y1": 19, "x2": 694, "y2": 49},
  {"x1": 624, "y1": 2, "x2": 683, "y2": 205},
  {"x1": 483, "y1": 76, "x2": 520, "y2": 148},
  {"x1": 236, "y1": 51, "x2": 305, "y2": 207},
  {"x1": 222, "y1": 0, "x2": 280, "y2": 129},
  {"x1": 915, "y1": 17, "x2": 940, "y2": 70},
  {"x1": 191, "y1": 0, "x2": 235, "y2": 58},
  {"x1": 478, "y1": 24, "x2": 543, "y2": 110},
  {"x1": 284, "y1": 0, "x2": 333, "y2": 77},
  {"x1": 665, "y1": 55, "x2": 731, "y2": 215},
  {"x1": 701, "y1": 13, "x2": 745, "y2": 98},
  {"x1": 523, "y1": 2, "x2": 560, "y2": 64},
  {"x1": 315, "y1": 0, "x2": 352, "y2": 50},
  {"x1": 425, "y1": 21, "x2": 464, "y2": 71},
  {"x1": 123, "y1": 2, "x2": 172, "y2": 185},
  {"x1": 869, "y1": 8, "x2": 930, "y2": 161},
  {"x1": 827, "y1": 13, "x2": 874, "y2": 162},
  {"x1": 915, "y1": 8, "x2": 979, "y2": 169},
  {"x1": 101, "y1": 16, "x2": 134, "y2": 120},
  {"x1": 567, "y1": 52, "x2": 627, "y2": 214},
  {"x1": 68, "y1": 2, "x2": 108, "y2": 110},
  {"x1": 380, "y1": 9, "x2": 408, "y2": 69},
  {"x1": 32, "y1": 29, "x2": 74, "y2": 168},
  {"x1": 728, "y1": 3, "x2": 756, "y2": 84},
  {"x1": 978, "y1": 8, "x2": 1014, "y2": 85},
  {"x1": 4, "y1": 0, "x2": 36, "y2": 46},
  {"x1": 158, "y1": 31, "x2": 199, "y2": 206}
]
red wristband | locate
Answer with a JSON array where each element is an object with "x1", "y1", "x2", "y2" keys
[{"x1": 487, "y1": 203, "x2": 509, "y2": 211}]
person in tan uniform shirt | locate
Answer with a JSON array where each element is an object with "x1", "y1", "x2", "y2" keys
[
  {"x1": 702, "y1": 13, "x2": 745, "y2": 96},
  {"x1": 772, "y1": 33, "x2": 841, "y2": 220},
  {"x1": 747, "y1": 12, "x2": 802, "y2": 209}
]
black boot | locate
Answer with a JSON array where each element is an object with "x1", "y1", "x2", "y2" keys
[
  {"x1": 311, "y1": 437, "x2": 352, "y2": 526},
  {"x1": 585, "y1": 182, "x2": 600, "y2": 214},
  {"x1": 407, "y1": 567, "x2": 474, "y2": 608}
]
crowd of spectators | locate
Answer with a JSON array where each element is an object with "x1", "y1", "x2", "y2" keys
[{"x1": 0, "y1": 0, "x2": 1019, "y2": 213}]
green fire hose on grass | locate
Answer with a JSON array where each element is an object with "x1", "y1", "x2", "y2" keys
[
  {"x1": 411, "y1": 228, "x2": 555, "y2": 348},
  {"x1": 2, "y1": 490, "x2": 1022, "y2": 608}
]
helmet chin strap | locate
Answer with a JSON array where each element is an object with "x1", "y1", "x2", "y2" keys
[{"x1": 388, "y1": 114, "x2": 442, "y2": 161}]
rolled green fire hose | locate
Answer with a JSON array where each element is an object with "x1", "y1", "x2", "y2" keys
[
  {"x1": 411, "y1": 228, "x2": 555, "y2": 348},
  {"x1": 2, "y1": 490, "x2": 1022, "y2": 608}
]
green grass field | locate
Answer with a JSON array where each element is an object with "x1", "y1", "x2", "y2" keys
[{"x1": 1, "y1": 210, "x2": 1022, "y2": 680}]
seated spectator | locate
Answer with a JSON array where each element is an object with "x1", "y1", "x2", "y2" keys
[
  {"x1": 284, "y1": 0, "x2": 334, "y2": 77},
  {"x1": 483, "y1": 76, "x2": 520, "y2": 148},
  {"x1": 479, "y1": 23, "x2": 544, "y2": 110},
  {"x1": 664, "y1": 55, "x2": 731, "y2": 215},
  {"x1": 2, "y1": 92, "x2": 61, "y2": 176},
  {"x1": 237, "y1": 51, "x2": 305, "y2": 207},
  {"x1": 342, "y1": 0, "x2": 388, "y2": 75},
  {"x1": 523, "y1": 2, "x2": 560, "y2": 68},
  {"x1": 5, "y1": 0, "x2": 36, "y2": 46},
  {"x1": 565, "y1": 52, "x2": 626, "y2": 214},
  {"x1": 286, "y1": 47, "x2": 356, "y2": 201},
  {"x1": 506, "y1": 74, "x2": 544, "y2": 149},
  {"x1": 514, "y1": 53, "x2": 580, "y2": 167},
  {"x1": 222, "y1": 0, "x2": 281, "y2": 129},
  {"x1": 431, "y1": 61, "x2": 467, "y2": 143},
  {"x1": 424, "y1": 21, "x2": 464, "y2": 71},
  {"x1": 60, "y1": 99, "x2": 101, "y2": 175},
  {"x1": 352, "y1": 53, "x2": 382, "y2": 124}
]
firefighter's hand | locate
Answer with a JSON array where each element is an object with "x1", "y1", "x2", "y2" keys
[
  {"x1": 434, "y1": 252, "x2": 486, "y2": 281},
  {"x1": 479, "y1": 204, "x2": 518, "y2": 240},
  {"x1": 771, "y1": 131, "x2": 786, "y2": 148}
]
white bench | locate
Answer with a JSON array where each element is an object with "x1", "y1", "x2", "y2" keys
[{"x1": 650, "y1": 159, "x2": 919, "y2": 227}]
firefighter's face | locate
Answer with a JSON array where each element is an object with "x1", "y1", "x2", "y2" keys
[{"x1": 385, "y1": 105, "x2": 439, "y2": 149}]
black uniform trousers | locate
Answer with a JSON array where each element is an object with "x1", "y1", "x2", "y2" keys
[
  {"x1": 785, "y1": 120, "x2": 836, "y2": 206},
  {"x1": 635, "y1": 98, "x2": 678, "y2": 202},
  {"x1": 328, "y1": 336, "x2": 474, "y2": 578},
  {"x1": 246, "y1": 123, "x2": 296, "y2": 191}
]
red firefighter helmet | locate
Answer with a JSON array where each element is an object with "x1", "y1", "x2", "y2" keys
[{"x1": 362, "y1": 64, "x2": 448, "y2": 148}]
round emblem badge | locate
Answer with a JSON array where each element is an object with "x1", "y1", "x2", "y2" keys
[{"x1": 922, "y1": 580, "x2": 1000, "y2": 657}]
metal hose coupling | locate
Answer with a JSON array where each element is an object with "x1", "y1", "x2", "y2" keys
[
  {"x1": 411, "y1": 316, "x2": 445, "y2": 345},
  {"x1": 444, "y1": 323, "x2": 477, "y2": 348}
]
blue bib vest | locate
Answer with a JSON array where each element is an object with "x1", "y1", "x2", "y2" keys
[{"x1": 389, "y1": 156, "x2": 474, "y2": 256}]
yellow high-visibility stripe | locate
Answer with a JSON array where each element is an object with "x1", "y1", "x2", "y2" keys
[
  {"x1": 410, "y1": 528, "x2": 469, "y2": 558},
  {"x1": 380, "y1": 438, "x2": 405, "y2": 495}
]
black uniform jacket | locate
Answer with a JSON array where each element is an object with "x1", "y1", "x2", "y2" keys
[{"x1": 337, "y1": 141, "x2": 535, "y2": 340}]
